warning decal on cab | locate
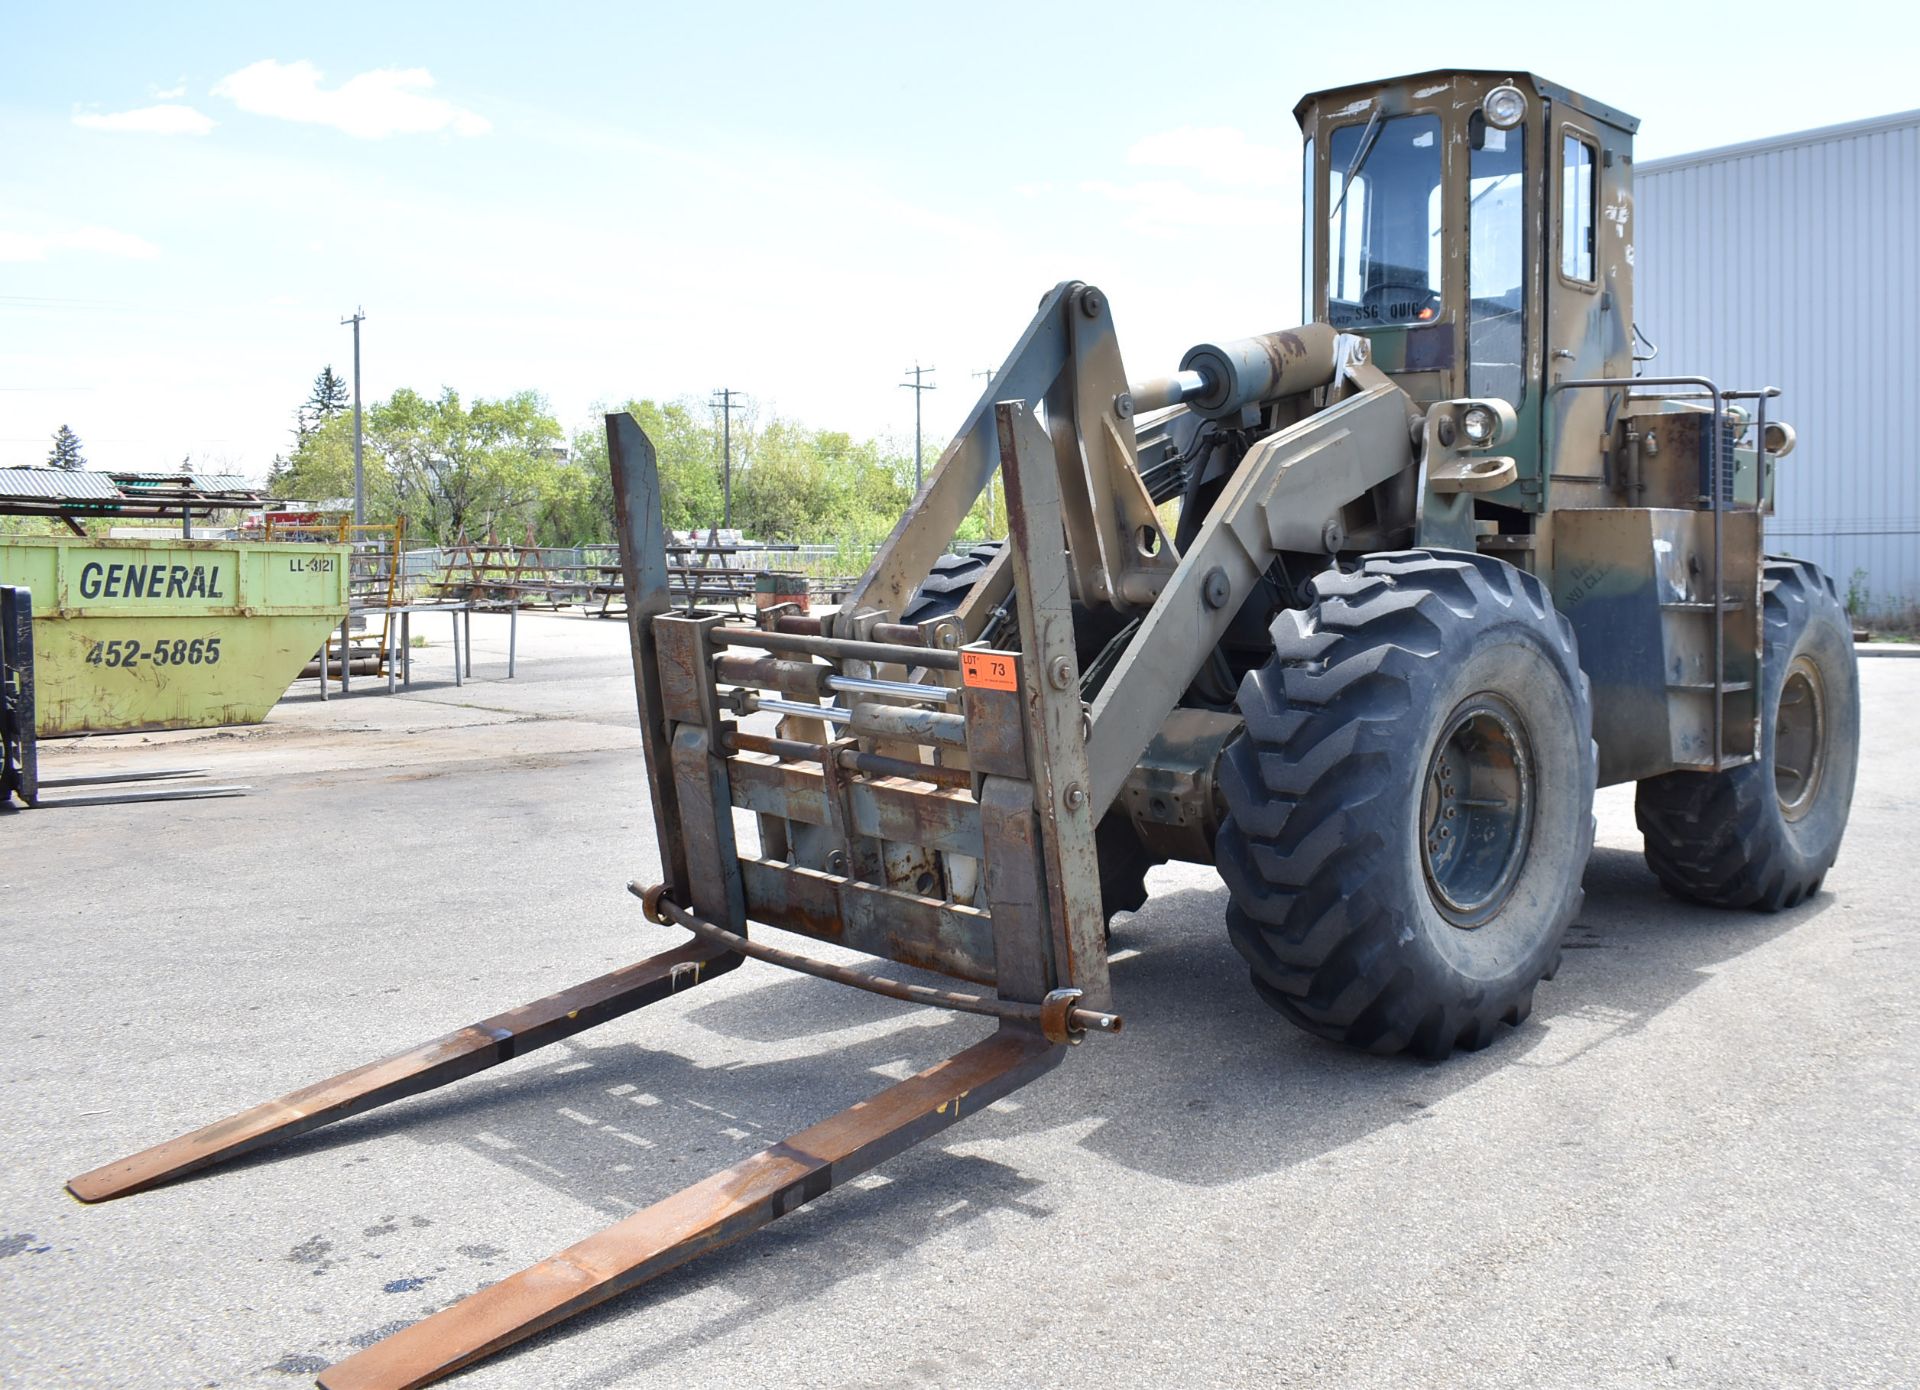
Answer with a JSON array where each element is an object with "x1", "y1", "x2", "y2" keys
[{"x1": 961, "y1": 650, "x2": 1018, "y2": 692}]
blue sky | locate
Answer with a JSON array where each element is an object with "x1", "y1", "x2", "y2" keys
[{"x1": 3, "y1": 0, "x2": 1915, "y2": 476}]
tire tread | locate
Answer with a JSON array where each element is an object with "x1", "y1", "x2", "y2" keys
[{"x1": 1220, "y1": 550, "x2": 1594, "y2": 1061}]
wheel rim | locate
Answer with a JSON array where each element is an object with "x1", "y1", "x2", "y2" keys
[
  {"x1": 1774, "y1": 655, "x2": 1827, "y2": 822},
  {"x1": 1421, "y1": 695, "x2": 1536, "y2": 928}
]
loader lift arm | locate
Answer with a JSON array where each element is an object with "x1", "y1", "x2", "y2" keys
[{"x1": 845, "y1": 280, "x2": 1420, "y2": 822}]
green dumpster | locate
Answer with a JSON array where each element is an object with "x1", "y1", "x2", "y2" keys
[{"x1": 0, "y1": 536, "x2": 349, "y2": 735}]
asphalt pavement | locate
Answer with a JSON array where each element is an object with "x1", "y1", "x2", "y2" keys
[{"x1": 2, "y1": 613, "x2": 1913, "y2": 1389}]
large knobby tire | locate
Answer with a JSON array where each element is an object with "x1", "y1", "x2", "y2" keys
[
  {"x1": 1218, "y1": 550, "x2": 1597, "y2": 1060},
  {"x1": 899, "y1": 543, "x2": 1004, "y2": 624},
  {"x1": 1635, "y1": 558, "x2": 1860, "y2": 910}
]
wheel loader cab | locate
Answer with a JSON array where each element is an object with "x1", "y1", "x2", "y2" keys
[{"x1": 1296, "y1": 70, "x2": 1640, "y2": 508}]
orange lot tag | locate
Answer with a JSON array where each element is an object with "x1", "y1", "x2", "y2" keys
[{"x1": 961, "y1": 650, "x2": 1018, "y2": 692}]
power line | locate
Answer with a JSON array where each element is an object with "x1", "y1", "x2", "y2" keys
[
  {"x1": 710, "y1": 387, "x2": 746, "y2": 530},
  {"x1": 899, "y1": 363, "x2": 936, "y2": 492}
]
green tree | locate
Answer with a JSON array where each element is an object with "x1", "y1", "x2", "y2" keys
[
  {"x1": 955, "y1": 472, "x2": 1005, "y2": 543},
  {"x1": 47, "y1": 424, "x2": 86, "y2": 470},
  {"x1": 733, "y1": 418, "x2": 912, "y2": 544},
  {"x1": 274, "y1": 410, "x2": 391, "y2": 511},
  {"x1": 896, "y1": 432, "x2": 1004, "y2": 543},
  {"x1": 299, "y1": 366, "x2": 351, "y2": 442},
  {"x1": 275, "y1": 386, "x2": 970, "y2": 553},
  {"x1": 374, "y1": 388, "x2": 568, "y2": 543},
  {"x1": 570, "y1": 400, "x2": 726, "y2": 539},
  {"x1": 275, "y1": 387, "x2": 569, "y2": 544}
]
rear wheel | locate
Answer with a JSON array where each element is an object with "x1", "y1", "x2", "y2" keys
[
  {"x1": 1217, "y1": 550, "x2": 1596, "y2": 1059},
  {"x1": 1635, "y1": 558, "x2": 1859, "y2": 910}
]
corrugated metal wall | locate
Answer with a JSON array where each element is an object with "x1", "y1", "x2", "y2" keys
[{"x1": 1634, "y1": 110, "x2": 1920, "y2": 617}]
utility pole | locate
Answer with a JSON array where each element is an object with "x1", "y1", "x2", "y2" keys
[
  {"x1": 341, "y1": 307, "x2": 365, "y2": 525},
  {"x1": 899, "y1": 363, "x2": 936, "y2": 492},
  {"x1": 709, "y1": 387, "x2": 744, "y2": 530}
]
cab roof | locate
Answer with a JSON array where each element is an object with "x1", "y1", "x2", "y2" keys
[{"x1": 1294, "y1": 69, "x2": 1639, "y2": 134}]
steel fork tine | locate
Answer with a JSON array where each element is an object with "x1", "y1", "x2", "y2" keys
[
  {"x1": 315, "y1": 1026, "x2": 1059, "y2": 1390},
  {"x1": 67, "y1": 941, "x2": 740, "y2": 1203}
]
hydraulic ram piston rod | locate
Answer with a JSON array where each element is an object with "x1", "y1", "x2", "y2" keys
[
  {"x1": 1127, "y1": 324, "x2": 1340, "y2": 419},
  {"x1": 745, "y1": 696, "x2": 970, "y2": 748},
  {"x1": 712, "y1": 624, "x2": 959, "y2": 672},
  {"x1": 712, "y1": 654, "x2": 957, "y2": 704}
]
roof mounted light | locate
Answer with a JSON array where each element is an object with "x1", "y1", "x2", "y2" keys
[{"x1": 1483, "y1": 84, "x2": 1526, "y2": 130}]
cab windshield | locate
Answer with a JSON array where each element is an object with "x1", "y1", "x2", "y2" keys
[{"x1": 1325, "y1": 113, "x2": 1443, "y2": 328}]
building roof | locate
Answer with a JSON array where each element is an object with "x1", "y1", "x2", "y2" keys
[
  {"x1": 0, "y1": 469, "x2": 123, "y2": 501},
  {"x1": 113, "y1": 471, "x2": 255, "y2": 496},
  {"x1": 0, "y1": 468, "x2": 266, "y2": 518},
  {"x1": 1639, "y1": 107, "x2": 1920, "y2": 175}
]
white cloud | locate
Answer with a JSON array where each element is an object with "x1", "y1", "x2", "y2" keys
[
  {"x1": 1080, "y1": 178, "x2": 1286, "y2": 237},
  {"x1": 152, "y1": 78, "x2": 188, "y2": 99},
  {"x1": 0, "y1": 225, "x2": 161, "y2": 262},
  {"x1": 1127, "y1": 126, "x2": 1291, "y2": 187},
  {"x1": 212, "y1": 59, "x2": 490, "y2": 138},
  {"x1": 73, "y1": 103, "x2": 216, "y2": 136}
]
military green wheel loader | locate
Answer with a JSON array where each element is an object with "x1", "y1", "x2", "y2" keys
[{"x1": 68, "y1": 70, "x2": 1857, "y2": 1389}]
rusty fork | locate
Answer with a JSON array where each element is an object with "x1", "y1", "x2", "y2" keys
[
  {"x1": 66, "y1": 395, "x2": 1120, "y2": 1390},
  {"x1": 67, "y1": 939, "x2": 740, "y2": 1204},
  {"x1": 312, "y1": 1021, "x2": 1059, "y2": 1390}
]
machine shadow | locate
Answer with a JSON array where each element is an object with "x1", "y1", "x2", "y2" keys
[
  {"x1": 677, "y1": 842, "x2": 1824, "y2": 1190},
  {"x1": 242, "y1": 841, "x2": 1825, "y2": 1379},
  {"x1": 476, "y1": 1147, "x2": 1050, "y2": 1390}
]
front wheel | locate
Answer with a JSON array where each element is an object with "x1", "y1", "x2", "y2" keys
[
  {"x1": 1217, "y1": 551, "x2": 1596, "y2": 1060},
  {"x1": 1635, "y1": 558, "x2": 1860, "y2": 910}
]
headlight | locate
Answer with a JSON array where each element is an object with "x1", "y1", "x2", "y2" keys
[
  {"x1": 1483, "y1": 84, "x2": 1526, "y2": 130},
  {"x1": 1461, "y1": 404, "x2": 1499, "y2": 445}
]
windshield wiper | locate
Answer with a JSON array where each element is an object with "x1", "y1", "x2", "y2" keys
[
  {"x1": 1328, "y1": 106, "x2": 1383, "y2": 221},
  {"x1": 1469, "y1": 171, "x2": 1519, "y2": 209}
]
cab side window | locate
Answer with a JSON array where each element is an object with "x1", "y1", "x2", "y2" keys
[
  {"x1": 1468, "y1": 115, "x2": 1526, "y2": 406},
  {"x1": 1561, "y1": 133, "x2": 1597, "y2": 282}
]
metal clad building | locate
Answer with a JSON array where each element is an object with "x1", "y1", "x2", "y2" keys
[{"x1": 1634, "y1": 108, "x2": 1920, "y2": 617}]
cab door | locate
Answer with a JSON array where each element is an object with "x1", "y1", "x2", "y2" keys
[{"x1": 1541, "y1": 102, "x2": 1634, "y2": 500}]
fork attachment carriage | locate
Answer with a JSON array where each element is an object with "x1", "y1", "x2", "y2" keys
[{"x1": 64, "y1": 394, "x2": 1125, "y2": 1390}]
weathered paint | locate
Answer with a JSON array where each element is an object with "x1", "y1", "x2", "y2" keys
[
  {"x1": 0, "y1": 536, "x2": 348, "y2": 735},
  {"x1": 1295, "y1": 69, "x2": 1640, "y2": 507},
  {"x1": 1550, "y1": 507, "x2": 1763, "y2": 783}
]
